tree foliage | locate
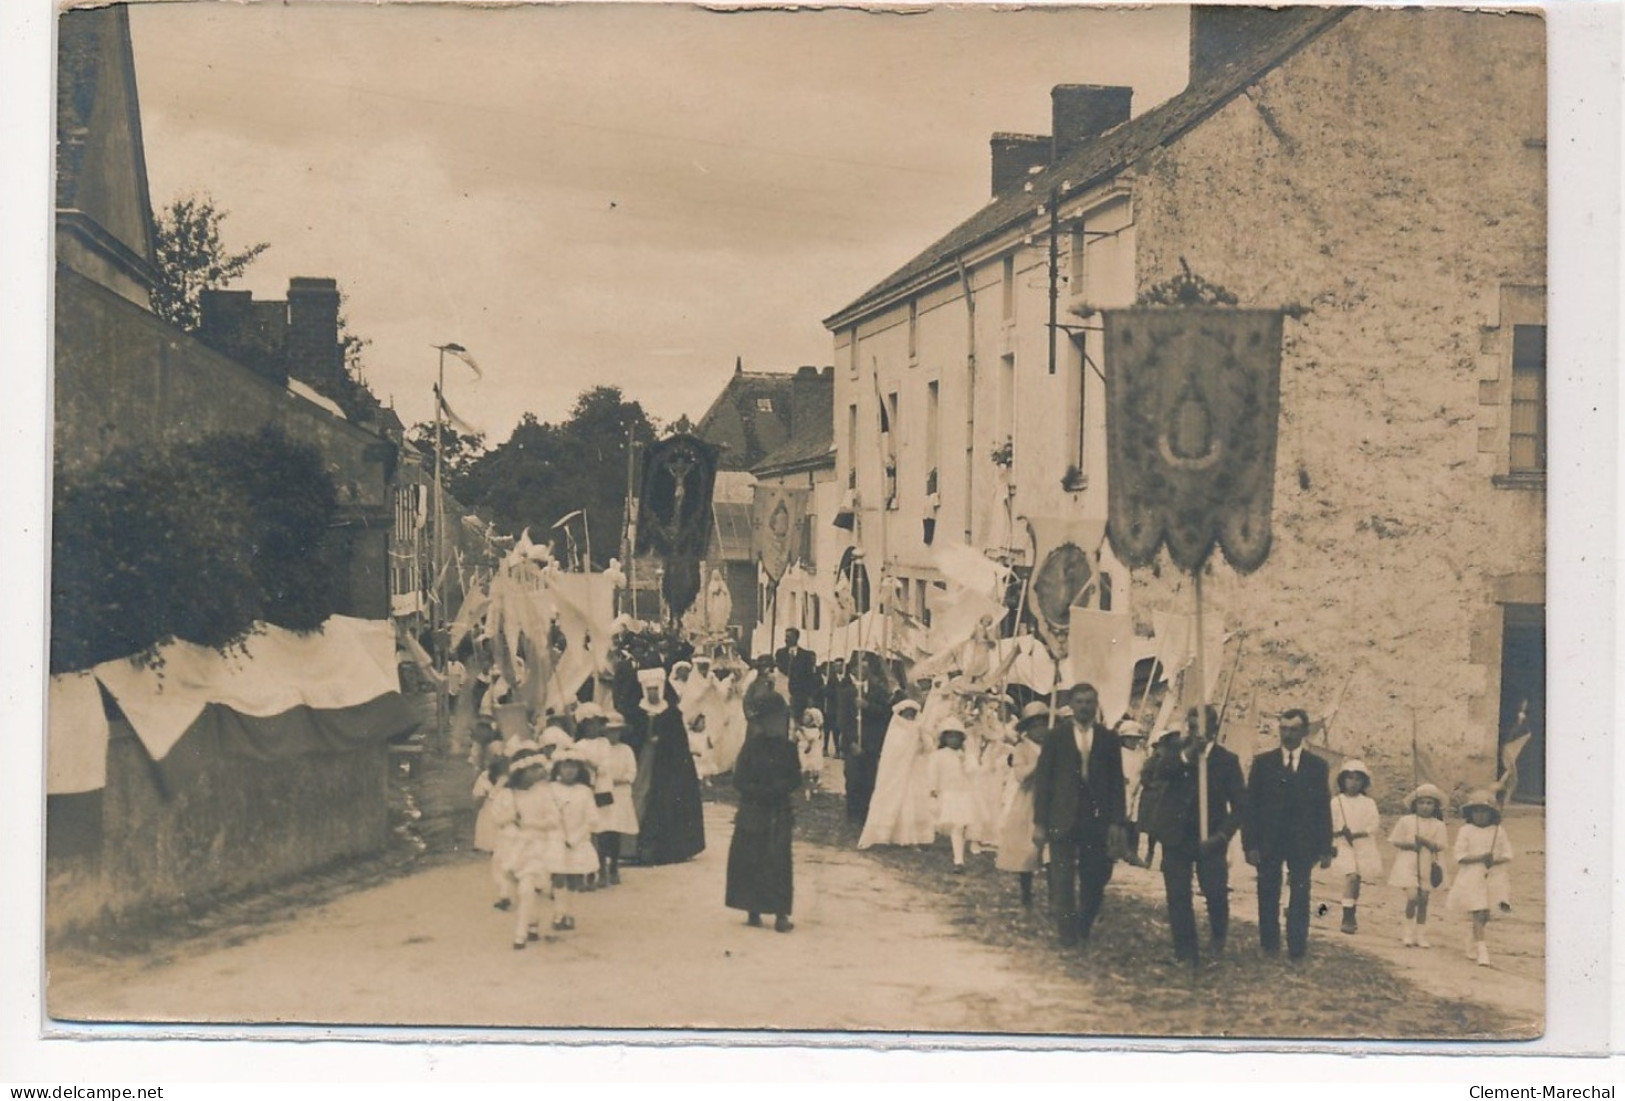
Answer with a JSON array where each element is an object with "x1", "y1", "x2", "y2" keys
[
  {"x1": 150, "y1": 193, "x2": 271, "y2": 332},
  {"x1": 457, "y1": 386, "x2": 659, "y2": 567},
  {"x1": 51, "y1": 427, "x2": 340, "y2": 673},
  {"x1": 406, "y1": 421, "x2": 486, "y2": 491}
]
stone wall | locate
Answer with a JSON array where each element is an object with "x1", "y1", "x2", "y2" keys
[
  {"x1": 54, "y1": 265, "x2": 394, "y2": 619},
  {"x1": 46, "y1": 719, "x2": 390, "y2": 944},
  {"x1": 1127, "y1": 8, "x2": 1546, "y2": 804}
]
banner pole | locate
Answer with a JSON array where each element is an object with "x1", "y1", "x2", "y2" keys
[{"x1": 1191, "y1": 568, "x2": 1207, "y2": 709}]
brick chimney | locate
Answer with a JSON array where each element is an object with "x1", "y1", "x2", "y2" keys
[
  {"x1": 198, "y1": 288, "x2": 288, "y2": 385},
  {"x1": 1051, "y1": 85, "x2": 1133, "y2": 163},
  {"x1": 990, "y1": 132, "x2": 1052, "y2": 196},
  {"x1": 1190, "y1": 5, "x2": 1280, "y2": 83},
  {"x1": 284, "y1": 276, "x2": 345, "y2": 400}
]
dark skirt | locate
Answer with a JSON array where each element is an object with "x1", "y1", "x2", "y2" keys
[
  {"x1": 844, "y1": 753, "x2": 876, "y2": 823},
  {"x1": 725, "y1": 800, "x2": 794, "y2": 915}
]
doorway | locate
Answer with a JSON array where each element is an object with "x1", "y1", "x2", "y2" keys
[{"x1": 1497, "y1": 603, "x2": 1545, "y2": 803}]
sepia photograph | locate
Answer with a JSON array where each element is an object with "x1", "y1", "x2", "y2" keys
[{"x1": 42, "y1": 0, "x2": 1551, "y2": 1042}]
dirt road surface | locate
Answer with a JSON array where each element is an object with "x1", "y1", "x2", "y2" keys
[{"x1": 50, "y1": 804, "x2": 1115, "y2": 1033}]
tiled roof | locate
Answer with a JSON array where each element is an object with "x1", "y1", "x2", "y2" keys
[
  {"x1": 753, "y1": 418, "x2": 835, "y2": 477},
  {"x1": 694, "y1": 370, "x2": 797, "y2": 472},
  {"x1": 823, "y1": 7, "x2": 1348, "y2": 328}
]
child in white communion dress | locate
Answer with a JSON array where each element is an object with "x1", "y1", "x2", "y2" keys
[
  {"x1": 1330, "y1": 759, "x2": 1385, "y2": 934},
  {"x1": 496, "y1": 749, "x2": 562, "y2": 949},
  {"x1": 1449, "y1": 789, "x2": 1515, "y2": 967},
  {"x1": 928, "y1": 724, "x2": 978, "y2": 872},
  {"x1": 1386, "y1": 782, "x2": 1450, "y2": 947}
]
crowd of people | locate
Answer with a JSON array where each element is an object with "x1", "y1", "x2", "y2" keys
[
  {"x1": 837, "y1": 671, "x2": 1518, "y2": 970},
  {"x1": 465, "y1": 624, "x2": 816, "y2": 946},
  {"x1": 461, "y1": 624, "x2": 1516, "y2": 970}
]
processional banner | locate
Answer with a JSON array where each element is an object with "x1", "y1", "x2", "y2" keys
[{"x1": 1102, "y1": 308, "x2": 1284, "y2": 574}]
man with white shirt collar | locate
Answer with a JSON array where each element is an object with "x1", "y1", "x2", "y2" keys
[
  {"x1": 1031, "y1": 683, "x2": 1128, "y2": 947},
  {"x1": 1147, "y1": 705, "x2": 1247, "y2": 966},
  {"x1": 1243, "y1": 708, "x2": 1335, "y2": 960}
]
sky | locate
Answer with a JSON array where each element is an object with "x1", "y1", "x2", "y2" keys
[{"x1": 129, "y1": 1, "x2": 1192, "y2": 441}]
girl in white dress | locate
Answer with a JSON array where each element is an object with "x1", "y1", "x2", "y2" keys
[
  {"x1": 472, "y1": 754, "x2": 508, "y2": 857},
  {"x1": 1330, "y1": 759, "x2": 1384, "y2": 934},
  {"x1": 797, "y1": 708, "x2": 825, "y2": 797},
  {"x1": 547, "y1": 754, "x2": 602, "y2": 932},
  {"x1": 1387, "y1": 782, "x2": 1449, "y2": 947},
  {"x1": 858, "y1": 698, "x2": 938, "y2": 849},
  {"x1": 965, "y1": 697, "x2": 1009, "y2": 851},
  {"x1": 927, "y1": 724, "x2": 977, "y2": 871},
  {"x1": 710, "y1": 665, "x2": 749, "y2": 775},
  {"x1": 1116, "y1": 719, "x2": 1149, "y2": 866},
  {"x1": 596, "y1": 710, "x2": 641, "y2": 886},
  {"x1": 995, "y1": 701, "x2": 1051, "y2": 906},
  {"x1": 1449, "y1": 789, "x2": 1515, "y2": 966},
  {"x1": 497, "y1": 750, "x2": 562, "y2": 949}
]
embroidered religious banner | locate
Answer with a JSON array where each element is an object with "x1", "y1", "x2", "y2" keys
[
  {"x1": 662, "y1": 554, "x2": 703, "y2": 622},
  {"x1": 1025, "y1": 515, "x2": 1106, "y2": 661},
  {"x1": 751, "y1": 484, "x2": 808, "y2": 583},
  {"x1": 1102, "y1": 308, "x2": 1284, "y2": 574},
  {"x1": 635, "y1": 434, "x2": 720, "y2": 559}
]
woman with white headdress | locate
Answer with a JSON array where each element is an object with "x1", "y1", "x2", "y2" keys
[
  {"x1": 633, "y1": 666, "x2": 706, "y2": 865},
  {"x1": 709, "y1": 656, "x2": 750, "y2": 775},
  {"x1": 858, "y1": 696, "x2": 938, "y2": 849}
]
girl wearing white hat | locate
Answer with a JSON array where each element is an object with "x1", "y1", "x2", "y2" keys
[
  {"x1": 499, "y1": 750, "x2": 563, "y2": 949},
  {"x1": 994, "y1": 701, "x2": 1053, "y2": 906},
  {"x1": 546, "y1": 752, "x2": 601, "y2": 932},
  {"x1": 1387, "y1": 782, "x2": 1449, "y2": 947},
  {"x1": 1449, "y1": 790, "x2": 1515, "y2": 966},
  {"x1": 1331, "y1": 759, "x2": 1385, "y2": 934}
]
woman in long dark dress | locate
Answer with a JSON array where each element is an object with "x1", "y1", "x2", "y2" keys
[
  {"x1": 726, "y1": 670, "x2": 802, "y2": 932},
  {"x1": 635, "y1": 667, "x2": 706, "y2": 865}
]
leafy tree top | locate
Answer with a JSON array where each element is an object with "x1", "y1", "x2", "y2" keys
[{"x1": 150, "y1": 193, "x2": 270, "y2": 332}]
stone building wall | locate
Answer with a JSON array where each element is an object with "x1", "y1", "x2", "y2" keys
[
  {"x1": 54, "y1": 266, "x2": 394, "y2": 619},
  {"x1": 1126, "y1": 8, "x2": 1546, "y2": 803}
]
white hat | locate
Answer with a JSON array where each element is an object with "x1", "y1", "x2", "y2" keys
[
  {"x1": 892, "y1": 698, "x2": 921, "y2": 716},
  {"x1": 573, "y1": 701, "x2": 605, "y2": 722},
  {"x1": 637, "y1": 668, "x2": 667, "y2": 689},
  {"x1": 672, "y1": 660, "x2": 694, "y2": 674},
  {"x1": 538, "y1": 727, "x2": 574, "y2": 754},
  {"x1": 601, "y1": 708, "x2": 628, "y2": 728}
]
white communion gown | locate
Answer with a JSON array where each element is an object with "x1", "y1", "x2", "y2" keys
[{"x1": 858, "y1": 713, "x2": 938, "y2": 849}]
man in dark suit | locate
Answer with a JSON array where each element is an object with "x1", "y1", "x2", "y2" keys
[
  {"x1": 1148, "y1": 705, "x2": 1247, "y2": 965},
  {"x1": 1243, "y1": 708, "x2": 1335, "y2": 959},
  {"x1": 1031, "y1": 683, "x2": 1128, "y2": 947},
  {"x1": 839, "y1": 653, "x2": 889, "y2": 824},
  {"x1": 819, "y1": 657, "x2": 846, "y2": 758},
  {"x1": 774, "y1": 628, "x2": 819, "y2": 718}
]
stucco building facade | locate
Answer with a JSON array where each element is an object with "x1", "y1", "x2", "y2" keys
[{"x1": 823, "y1": 6, "x2": 1546, "y2": 802}]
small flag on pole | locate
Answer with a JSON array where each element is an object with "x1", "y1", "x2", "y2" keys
[
  {"x1": 441, "y1": 342, "x2": 483, "y2": 380},
  {"x1": 436, "y1": 385, "x2": 482, "y2": 436}
]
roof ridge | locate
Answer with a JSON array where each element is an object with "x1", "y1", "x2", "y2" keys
[{"x1": 823, "y1": 6, "x2": 1348, "y2": 328}]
